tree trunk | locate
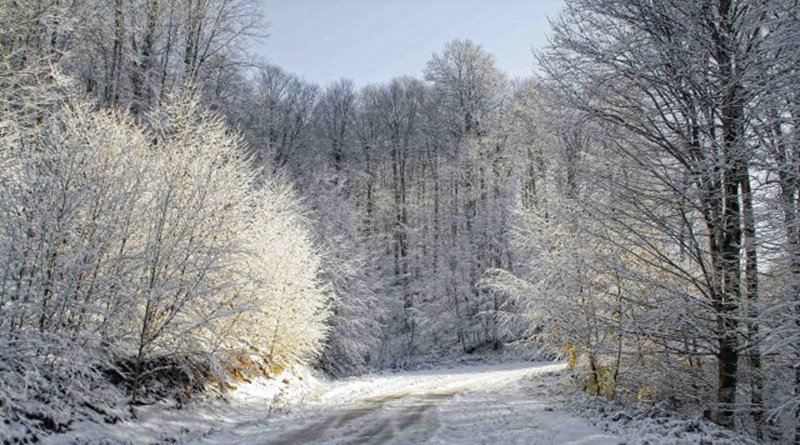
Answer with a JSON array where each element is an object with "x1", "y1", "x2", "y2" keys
[
  {"x1": 713, "y1": 0, "x2": 743, "y2": 428},
  {"x1": 740, "y1": 167, "x2": 763, "y2": 439},
  {"x1": 131, "y1": 0, "x2": 158, "y2": 115},
  {"x1": 107, "y1": 0, "x2": 124, "y2": 106}
]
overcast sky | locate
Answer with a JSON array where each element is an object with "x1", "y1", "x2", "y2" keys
[{"x1": 252, "y1": 0, "x2": 565, "y2": 87}]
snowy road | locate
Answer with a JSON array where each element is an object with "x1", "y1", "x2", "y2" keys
[{"x1": 201, "y1": 362, "x2": 621, "y2": 445}]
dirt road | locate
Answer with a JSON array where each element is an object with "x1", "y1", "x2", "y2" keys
[{"x1": 210, "y1": 362, "x2": 621, "y2": 445}]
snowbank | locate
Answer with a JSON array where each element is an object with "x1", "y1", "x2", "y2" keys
[
  {"x1": 529, "y1": 371, "x2": 758, "y2": 445},
  {"x1": 36, "y1": 365, "x2": 324, "y2": 445}
]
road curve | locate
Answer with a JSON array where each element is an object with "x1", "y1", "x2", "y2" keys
[{"x1": 199, "y1": 362, "x2": 621, "y2": 445}]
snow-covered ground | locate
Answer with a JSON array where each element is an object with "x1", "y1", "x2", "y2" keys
[
  {"x1": 218, "y1": 361, "x2": 621, "y2": 445},
  {"x1": 42, "y1": 362, "x2": 611, "y2": 444},
  {"x1": 42, "y1": 361, "x2": 755, "y2": 444}
]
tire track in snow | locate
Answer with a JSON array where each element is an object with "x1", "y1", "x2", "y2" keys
[
  {"x1": 202, "y1": 362, "x2": 619, "y2": 444},
  {"x1": 263, "y1": 387, "x2": 460, "y2": 444}
]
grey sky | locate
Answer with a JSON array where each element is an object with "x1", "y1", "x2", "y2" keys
[{"x1": 253, "y1": 0, "x2": 565, "y2": 87}]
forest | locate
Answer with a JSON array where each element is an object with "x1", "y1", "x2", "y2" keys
[{"x1": 1, "y1": 0, "x2": 799, "y2": 443}]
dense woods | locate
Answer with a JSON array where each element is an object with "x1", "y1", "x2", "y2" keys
[{"x1": 2, "y1": 0, "x2": 800, "y2": 443}]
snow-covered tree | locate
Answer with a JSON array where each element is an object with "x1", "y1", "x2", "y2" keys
[{"x1": 0, "y1": 87, "x2": 331, "y2": 438}]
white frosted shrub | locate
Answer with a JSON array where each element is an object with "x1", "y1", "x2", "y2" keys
[{"x1": 0, "y1": 95, "x2": 330, "y2": 439}]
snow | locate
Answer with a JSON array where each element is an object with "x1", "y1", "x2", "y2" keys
[
  {"x1": 40, "y1": 361, "x2": 755, "y2": 444},
  {"x1": 557, "y1": 386, "x2": 759, "y2": 445},
  {"x1": 165, "y1": 361, "x2": 620, "y2": 444},
  {"x1": 534, "y1": 373, "x2": 758, "y2": 445},
  {"x1": 40, "y1": 362, "x2": 610, "y2": 444},
  {"x1": 40, "y1": 366, "x2": 325, "y2": 445}
]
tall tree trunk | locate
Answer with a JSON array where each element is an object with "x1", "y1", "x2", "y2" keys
[
  {"x1": 183, "y1": 0, "x2": 203, "y2": 84},
  {"x1": 713, "y1": 0, "x2": 743, "y2": 428},
  {"x1": 107, "y1": 0, "x2": 124, "y2": 106},
  {"x1": 364, "y1": 144, "x2": 374, "y2": 236},
  {"x1": 400, "y1": 149, "x2": 411, "y2": 346},
  {"x1": 775, "y1": 107, "x2": 800, "y2": 443},
  {"x1": 432, "y1": 151, "x2": 440, "y2": 274},
  {"x1": 741, "y1": 166, "x2": 763, "y2": 439},
  {"x1": 131, "y1": 0, "x2": 158, "y2": 115}
]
